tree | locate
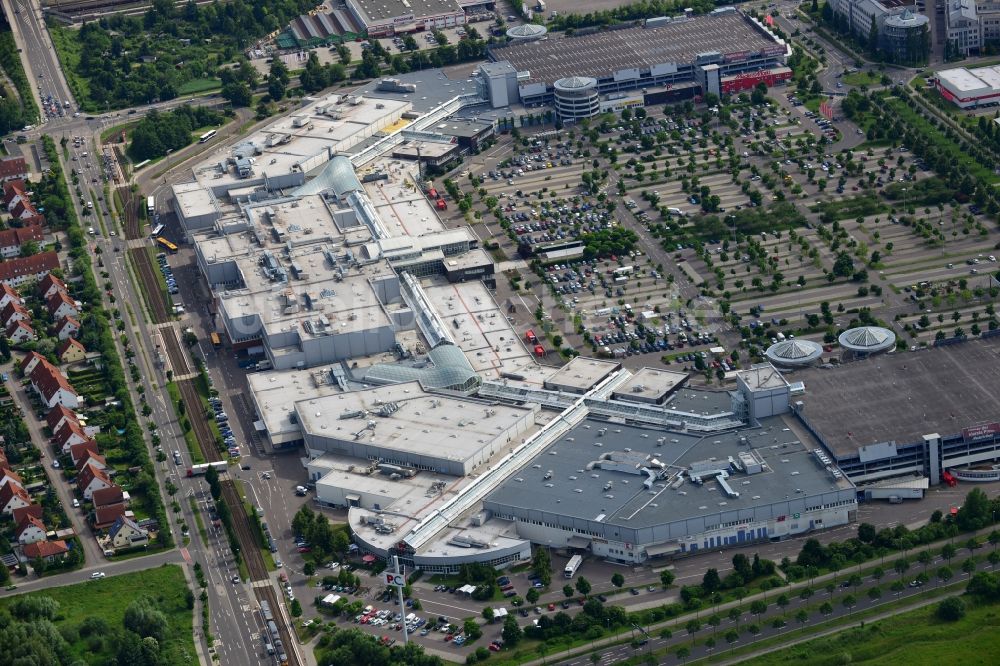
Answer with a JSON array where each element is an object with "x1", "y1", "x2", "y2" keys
[
  {"x1": 820, "y1": 601, "x2": 833, "y2": 616},
  {"x1": 749, "y1": 599, "x2": 767, "y2": 620},
  {"x1": 501, "y1": 614, "x2": 522, "y2": 645},
  {"x1": 221, "y1": 82, "x2": 252, "y2": 108},
  {"x1": 660, "y1": 570, "x2": 675, "y2": 589},
  {"x1": 686, "y1": 619, "x2": 701, "y2": 635},
  {"x1": 857, "y1": 523, "x2": 877, "y2": 544},
  {"x1": 702, "y1": 568, "x2": 722, "y2": 593},
  {"x1": 463, "y1": 618, "x2": 481, "y2": 640},
  {"x1": 725, "y1": 629, "x2": 739, "y2": 648},
  {"x1": 123, "y1": 597, "x2": 168, "y2": 641},
  {"x1": 963, "y1": 558, "x2": 978, "y2": 577},
  {"x1": 290, "y1": 599, "x2": 302, "y2": 617},
  {"x1": 575, "y1": 576, "x2": 591, "y2": 597},
  {"x1": 526, "y1": 588, "x2": 539, "y2": 604},
  {"x1": 833, "y1": 252, "x2": 855, "y2": 277},
  {"x1": 957, "y1": 488, "x2": 992, "y2": 532},
  {"x1": 563, "y1": 584, "x2": 574, "y2": 598},
  {"x1": 937, "y1": 596, "x2": 966, "y2": 621},
  {"x1": 675, "y1": 646, "x2": 690, "y2": 662},
  {"x1": 795, "y1": 609, "x2": 808, "y2": 625},
  {"x1": 868, "y1": 586, "x2": 882, "y2": 602},
  {"x1": 611, "y1": 572, "x2": 625, "y2": 589}
]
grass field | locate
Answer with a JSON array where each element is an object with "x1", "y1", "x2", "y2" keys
[
  {"x1": 743, "y1": 596, "x2": 1000, "y2": 666},
  {"x1": 0, "y1": 564, "x2": 195, "y2": 665},
  {"x1": 177, "y1": 78, "x2": 220, "y2": 96},
  {"x1": 843, "y1": 71, "x2": 881, "y2": 88}
]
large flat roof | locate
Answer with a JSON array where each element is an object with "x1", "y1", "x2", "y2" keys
[
  {"x1": 494, "y1": 13, "x2": 778, "y2": 85},
  {"x1": 421, "y1": 280, "x2": 535, "y2": 379},
  {"x1": 544, "y1": 356, "x2": 622, "y2": 393},
  {"x1": 297, "y1": 381, "x2": 534, "y2": 464},
  {"x1": 487, "y1": 415, "x2": 845, "y2": 531},
  {"x1": 362, "y1": 160, "x2": 447, "y2": 237},
  {"x1": 613, "y1": 367, "x2": 688, "y2": 402},
  {"x1": 938, "y1": 65, "x2": 1000, "y2": 94},
  {"x1": 351, "y1": 0, "x2": 461, "y2": 23},
  {"x1": 798, "y1": 337, "x2": 1000, "y2": 457},
  {"x1": 249, "y1": 367, "x2": 345, "y2": 442}
]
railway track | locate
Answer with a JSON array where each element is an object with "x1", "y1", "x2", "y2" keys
[
  {"x1": 128, "y1": 247, "x2": 169, "y2": 323},
  {"x1": 221, "y1": 480, "x2": 267, "y2": 580},
  {"x1": 159, "y1": 325, "x2": 189, "y2": 375},
  {"x1": 255, "y1": 587, "x2": 300, "y2": 666},
  {"x1": 119, "y1": 184, "x2": 142, "y2": 240}
]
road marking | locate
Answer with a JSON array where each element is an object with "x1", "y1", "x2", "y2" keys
[{"x1": 180, "y1": 547, "x2": 192, "y2": 563}]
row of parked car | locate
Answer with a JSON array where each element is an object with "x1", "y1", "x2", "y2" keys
[
  {"x1": 156, "y1": 253, "x2": 179, "y2": 295},
  {"x1": 210, "y1": 396, "x2": 239, "y2": 456}
]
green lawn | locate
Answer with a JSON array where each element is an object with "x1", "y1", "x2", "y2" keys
[
  {"x1": 743, "y1": 596, "x2": 1000, "y2": 666},
  {"x1": 843, "y1": 70, "x2": 881, "y2": 88},
  {"x1": 0, "y1": 564, "x2": 195, "y2": 665},
  {"x1": 177, "y1": 78, "x2": 220, "y2": 96}
]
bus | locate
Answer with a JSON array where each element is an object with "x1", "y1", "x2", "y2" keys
[
  {"x1": 564, "y1": 554, "x2": 582, "y2": 578},
  {"x1": 155, "y1": 236, "x2": 178, "y2": 252},
  {"x1": 198, "y1": 130, "x2": 217, "y2": 144},
  {"x1": 151, "y1": 223, "x2": 165, "y2": 237},
  {"x1": 147, "y1": 195, "x2": 155, "y2": 215},
  {"x1": 210, "y1": 332, "x2": 221, "y2": 349}
]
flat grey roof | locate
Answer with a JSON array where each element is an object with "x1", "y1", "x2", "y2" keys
[
  {"x1": 665, "y1": 388, "x2": 734, "y2": 416},
  {"x1": 493, "y1": 13, "x2": 777, "y2": 84},
  {"x1": 613, "y1": 367, "x2": 688, "y2": 402},
  {"x1": 486, "y1": 416, "x2": 843, "y2": 531},
  {"x1": 544, "y1": 357, "x2": 622, "y2": 393},
  {"x1": 798, "y1": 337, "x2": 1000, "y2": 457},
  {"x1": 351, "y1": 0, "x2": 461, "y2": 23}
]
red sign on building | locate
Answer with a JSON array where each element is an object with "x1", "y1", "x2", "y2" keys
[{"x1": 962, "y1": 422, "x2": 1000, "y2": 442}]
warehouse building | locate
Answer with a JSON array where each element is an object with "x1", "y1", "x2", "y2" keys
[
  {"x1": 793, "y1": 336, "x2": 1000, "y2": 487},
  {"x1": 477, "y1": 10, "x2": 791, "y2": 119},
  {"x1": 935, "y1": 64, "x2": 1000, "y2": 108}
]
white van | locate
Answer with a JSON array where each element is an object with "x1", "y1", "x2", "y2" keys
[{"x1": 667, "y1": 207, "x2": 684, "y2": 216}]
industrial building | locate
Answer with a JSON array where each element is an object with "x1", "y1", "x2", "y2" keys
[
  {"x1": 935, "y1": 63, "x2": 1000, "y2": 108},
  {"x1": 476, "y1": 10, "x2": 791, "y2": 120},
  {"x1": 793, "y1": 336, "x2": 1000, "y2": 487}
]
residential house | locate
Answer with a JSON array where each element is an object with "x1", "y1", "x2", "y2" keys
[
  {"x1": 108, "y1": 515, "x2": 149, "y2": 550},
  {"x1": 0, "y1": 283, "x2": 22, "y2": 310},
  {"x1": 11, "y1": 503, "x2": 43, "y2": 525},
  {"x1": 0, "y1": 448, "x2": 9, "y2": 472},
  {"x1": 15, "y1": 514, "x2": 47, "y2": 545},
  {"x1": 69, "y1": 439, "x2": 100, "y2": 466},
  {"x1": 91, "y1": 485, "x2": 125, "y2": 509},
  {"x1": 3, "y1": 180, "x2": 29, "y2": 211},
  {"x1": 46, "y1": 404, "x2": 79, "y2": 437},
  {"x1": 0, "y1": 156, "x2": 27, "y2": 182},
  {"x1": 0, "y1": 299, "x2": 30, "y2": 330},
  {"x1": 56, "y1": 338, "x2": 86, "y2": 364},
  {"x1": 47, "y1": 291, "x2": 79, "y2": 321},
  {"x1": 74, "y1": 450, "x2": 106, "y2": 474},
  {"x1": 37, "y1": 273, "x2": 67, "y2": 300},
  {"x1": 92, "y1": 503, "x2": 126, "y2": 529},
  {"x1": 20, "y1": 350, "x2": 46, "y2": 377},
  {"x1": 0, "y1": 468, "x2": 23, "y2": 490},
  {"x1": 29, "y1": 358, "x2": 79, "y2": 409},
  {"x1": 22, "y1": 539, "x2": 69, "y2": 563},
  {"x1": 0, "y1": 224, "x2": 46, "y2": 259},
  {"x1": 77, "y1": 462, "x2": 112, "y2": 500},
  {"x1": 5, "y1": 319, "x2": 35, "y2": 344},
  {"x1": 57, "y1": 421, "x2": 93, "y2": 454},
  {"x1": 0, "y1": 482, "x2": 31, "y2": 515},
  {"x1": 10, "y1": 198, "x2": 39, "y2": 220},
  {"x1": 54, "y1": 316, "x2": 81, "y2": 341},
  {"x1": 0, "y1": 251, "x2": 61, "y2": 289}
]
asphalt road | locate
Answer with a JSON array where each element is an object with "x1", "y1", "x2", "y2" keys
[{"x1": 3, "y1": 0, "x2": 75, "y2": 114}]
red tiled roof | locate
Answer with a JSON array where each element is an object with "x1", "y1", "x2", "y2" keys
[
  {"x1": 5, "y1": 319, "x2": 33, "y2": 339},
  {"x1": 0, "y1": 469, "x2": 23, "y2": 486},
  {"x1": 0, "y1": 282, "x2": 18, "y2": 300},
  {"x1": 0, "y1": 448, "x2": 9, "y2": 471},
  {"x1": 54, "y1": 316, "x2": 80, "y2": 337},
  {"x1": 93, "y1": 503, "x2": 126, "y2": 528},
  {"x1": 37, "y1": 273, "x2": 66, "y2": 297},
  {"x1": 2, "y1": 179, "x2": 26, "y2": 205},
  {"x1": 0, "y1": 224, "x2": 44, "y2": 251},
  {"x1": 19, "y1": 350, "x2": 45, "y2": 373},
  {"x1": 15, "y1": 513, "x2": 46, "y2": 538},
  {"x1": 74, "y1": 451, "x2": 105, "y2": 473},
  {"x1": 77, "y1": 462, "x2": 111, "y2": 492},
  {"x1": 11, "y1": 199, "x2": 38, "y2": 219},
  {"x1": 22, "y1": 540, "x2": 68, "y2": 559},
  {"x1": 0, "y1": 251, "x2": 60, "y2": 285},
  {"x1": 0, "y1": 482, "x2": 30, "y2": 509},
  {"x1": 68, "y1": 436, "x2": 99, "y2": 463},
  {"x1": 47, "y1": 290, "x2": 77, "y2": 316},
  {"x1": 11, "y1": 503, "x2": 43, "y2": 524},
  {"x1": 1, "y1": 299, "x2": 29, "y2": 323},
  {"x1": 91, "y1": 485, "x2": 124, "y2": 508},
  {"x1": 46, "y1": 404, "x2": 78, "y2": 433},
  {"x1": 30, "y1": 360, "x2": 76, "y2": 404},
  {"x1": 56, "y1": 337, "x2": 86, "y2": 358},
  {"x1": 0, "y1": 156, "x2": 27, "y2": 180}
]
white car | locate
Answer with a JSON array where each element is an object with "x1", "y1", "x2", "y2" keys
[
  {"x1": 72, "y1": 498, "x2": 80, "y2": 508},
  {"x1": 90, "y1": 571, "x2": 106, "y2": 579}
]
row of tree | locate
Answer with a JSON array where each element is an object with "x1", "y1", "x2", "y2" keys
[{"x1": 127, "y1": 105, "x2": 224, "y2": 161}]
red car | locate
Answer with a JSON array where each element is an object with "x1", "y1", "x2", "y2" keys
[
  {"x1": 297, "y1": 546, "x2": 311, "y2": 553},
  {"x1": 489, "y1": 643, "x2": 501, "y2": 652},
  {"x1": 548, "y1": 603, "x2": 555, "y2": 611}
]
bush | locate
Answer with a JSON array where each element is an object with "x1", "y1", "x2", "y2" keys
[{"x1": 936, "y1": 597, "x2": 966, "y2": 621}]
